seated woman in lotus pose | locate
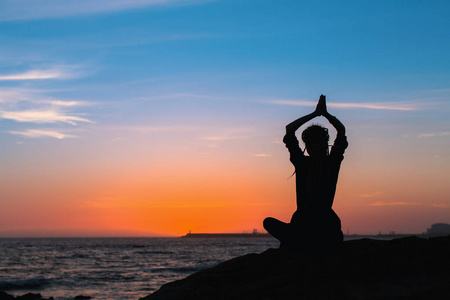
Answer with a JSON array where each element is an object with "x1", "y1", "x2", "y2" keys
[{"x1": 264, "y1": 95, "x2": 348, "y2": 252}]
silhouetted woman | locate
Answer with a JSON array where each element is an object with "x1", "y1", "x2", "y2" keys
[{"x1": 264, "y1": 95, "x2": 348, "y2": 252}]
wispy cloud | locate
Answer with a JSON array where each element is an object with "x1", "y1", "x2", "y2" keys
[
  {"x1": 254, "y1": 153, "x2": 271, "y2": 157},
  {"x1": 0, "y1": 88, "x2": 90, "y2": 107},
  {"x1": 108, "y1": 125, "x2": 202, "y2": 133},
  {"x1": 418, "y1": 131, "x2": 450, "y2": 138},
  {"x1": 200, "y1": 136, "x2": 248, "y2": 141},
  {"x1": 356, "y1": 191, "x2": 382, "y2": 198},
  {"x1": 0, "y1": 87, "x2": 93, "y2": 135},
  {"x1": 39, "y1": 100, "x2": 91, "y2": 107},
  {"x1": 8, "y1": 129, "x2": 76, "y2": 139},
  {"x1": 0, "y1": 88, "x2": 36, "y2": 103},
  {"x1": 131, "y1": 92, "x2": 232, "y2": 103},
  {"x1": 0, "y1": 109, "x2": 92, "y2": 125},
  {"x1": 370, "y1": 201, "x2": 450, "y2": 208},
  {"x1": 267, "y1": 100, "x2": 417, "y2": 111},
  {"x1": 0, "y1": 66, "x2": 82, "y2": 81},
  {"x1": 87, "y1": 33, "x2": 220, "y2": 49},
  {"x1": 0, "y1": 0, "x2": 215, "y2": 21}
]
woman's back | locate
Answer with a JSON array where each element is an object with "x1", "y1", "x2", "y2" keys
[{"x1": 263, "y1": 95, "x2": 347, "y2": 252}]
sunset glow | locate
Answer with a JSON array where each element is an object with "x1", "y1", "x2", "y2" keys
[{"x1": 1, "y1": 0, "x2": 449, "y2": 237}]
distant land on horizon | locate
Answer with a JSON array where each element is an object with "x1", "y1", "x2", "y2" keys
[
  {"x1": 182, "y1": 232, "x2": 424, "y2": 239},
  {"x1": 182, "y1": 223, "x2": 450, "y2": 238},
  {"x1": 1, "y1": 223, "x2": 448, "y2": 238}
]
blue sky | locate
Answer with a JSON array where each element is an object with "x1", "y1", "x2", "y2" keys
[
  {"x1": 1, "y1": 0, "x2": 449, "y2": 236},
  {"x1": 1, "y1": 0, "x2": 449, "y2": 134}
]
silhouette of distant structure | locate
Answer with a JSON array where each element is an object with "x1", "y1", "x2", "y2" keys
[
  {"x1": 426, "y1": 223, "x2": 450, "y2": 236},
  {"x1": 182, "y1": 229, "x2": 270, "y2": 238},
  {"x1": 182, "y1": 223, "x2": 450, "y2": 239}
]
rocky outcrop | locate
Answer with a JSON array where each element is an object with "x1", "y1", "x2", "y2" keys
[
  {"x1": 141, "y1": 235, "x2": 450, "y2": 300},
  {"x1": 0, "y1": 292, "x2": 53, "y2": 300},
  {"x1": 0, "y1": 292, "x2": 90, "y2": 300}
]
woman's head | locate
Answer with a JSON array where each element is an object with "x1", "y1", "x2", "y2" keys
[{"x1": 302, "y1": 125, "x2": 329, "y2": 157}]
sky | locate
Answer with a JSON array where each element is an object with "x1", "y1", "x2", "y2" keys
[{"x1": 0, "y1": 0, "x2": 449, "y2": 237}]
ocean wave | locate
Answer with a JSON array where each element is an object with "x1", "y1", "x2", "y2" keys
[
  {"x1": 150, "y1": 265, "x2": 214, "y2": 273},
  {"x1": 0, "y1": 237, "x2": 279, "y2": 299},
  {"x1": 0, "y1": 277, "x2": 51, "y2": 290},
  {"x1": 135, "y1": 250, "x2": 175, "y2": 255},
  {"x1": 71, "y1": 254, "x2": 90, "y2": 259}
]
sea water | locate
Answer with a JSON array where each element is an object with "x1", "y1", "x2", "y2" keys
[{"x1": 0, "y1": 237, "x2": 279, "y2": 300}]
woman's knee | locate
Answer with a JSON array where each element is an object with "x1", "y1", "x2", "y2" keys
[
  {"x1": 263, "y1": 217, "x2": 276, "y2": 230},
  {"x1": 264, "y1": 217, "x2": 288, "y2": 232}
]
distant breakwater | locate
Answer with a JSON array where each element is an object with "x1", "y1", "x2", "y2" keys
[{"x1": 181, "y1": 232, "x2": 428, "y2": 239}]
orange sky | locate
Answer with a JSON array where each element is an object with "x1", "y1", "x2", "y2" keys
[
  {"x1": 1, "y1": 1, "x2": 449, "y2": 237},
  {"x1": 1, "y1": 112, "x2": 449, "y2": 237}
]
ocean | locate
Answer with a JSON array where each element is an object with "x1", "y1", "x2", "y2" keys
[{"x1": 0, "y1": 237, "x2": 279, "y2": 300}]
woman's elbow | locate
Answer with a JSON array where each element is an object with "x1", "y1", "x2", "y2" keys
[
  {"x1": 338, "y1": 126, "x2": 346, "y2": 135},
  {"x1": 285, "y1": 125, "x2": 294, "y2": 134}
]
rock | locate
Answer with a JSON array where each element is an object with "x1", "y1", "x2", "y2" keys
[
  {"x1": 141, "y1": 235, "x2": 450, "y2": 300},
  {"x1": 15, "y1": 293, "x2": 42, "y2": 300},
  {"x1": 0, "y1": 292, "x2": 53, "y2": 300},
  {"x1": 0, "y1": 291, "x2": 15, "y2": 300},
  {"x1": 16, "y1": 293, "x2": 42, "y2": 300}
]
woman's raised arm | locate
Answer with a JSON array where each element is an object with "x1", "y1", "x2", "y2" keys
[
  {"x1": 320, "y1": 95, "x2": 346, "y2": 135},
  {"x1": 285, "y1": 96, "x2": 323, "y2": 135}
]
